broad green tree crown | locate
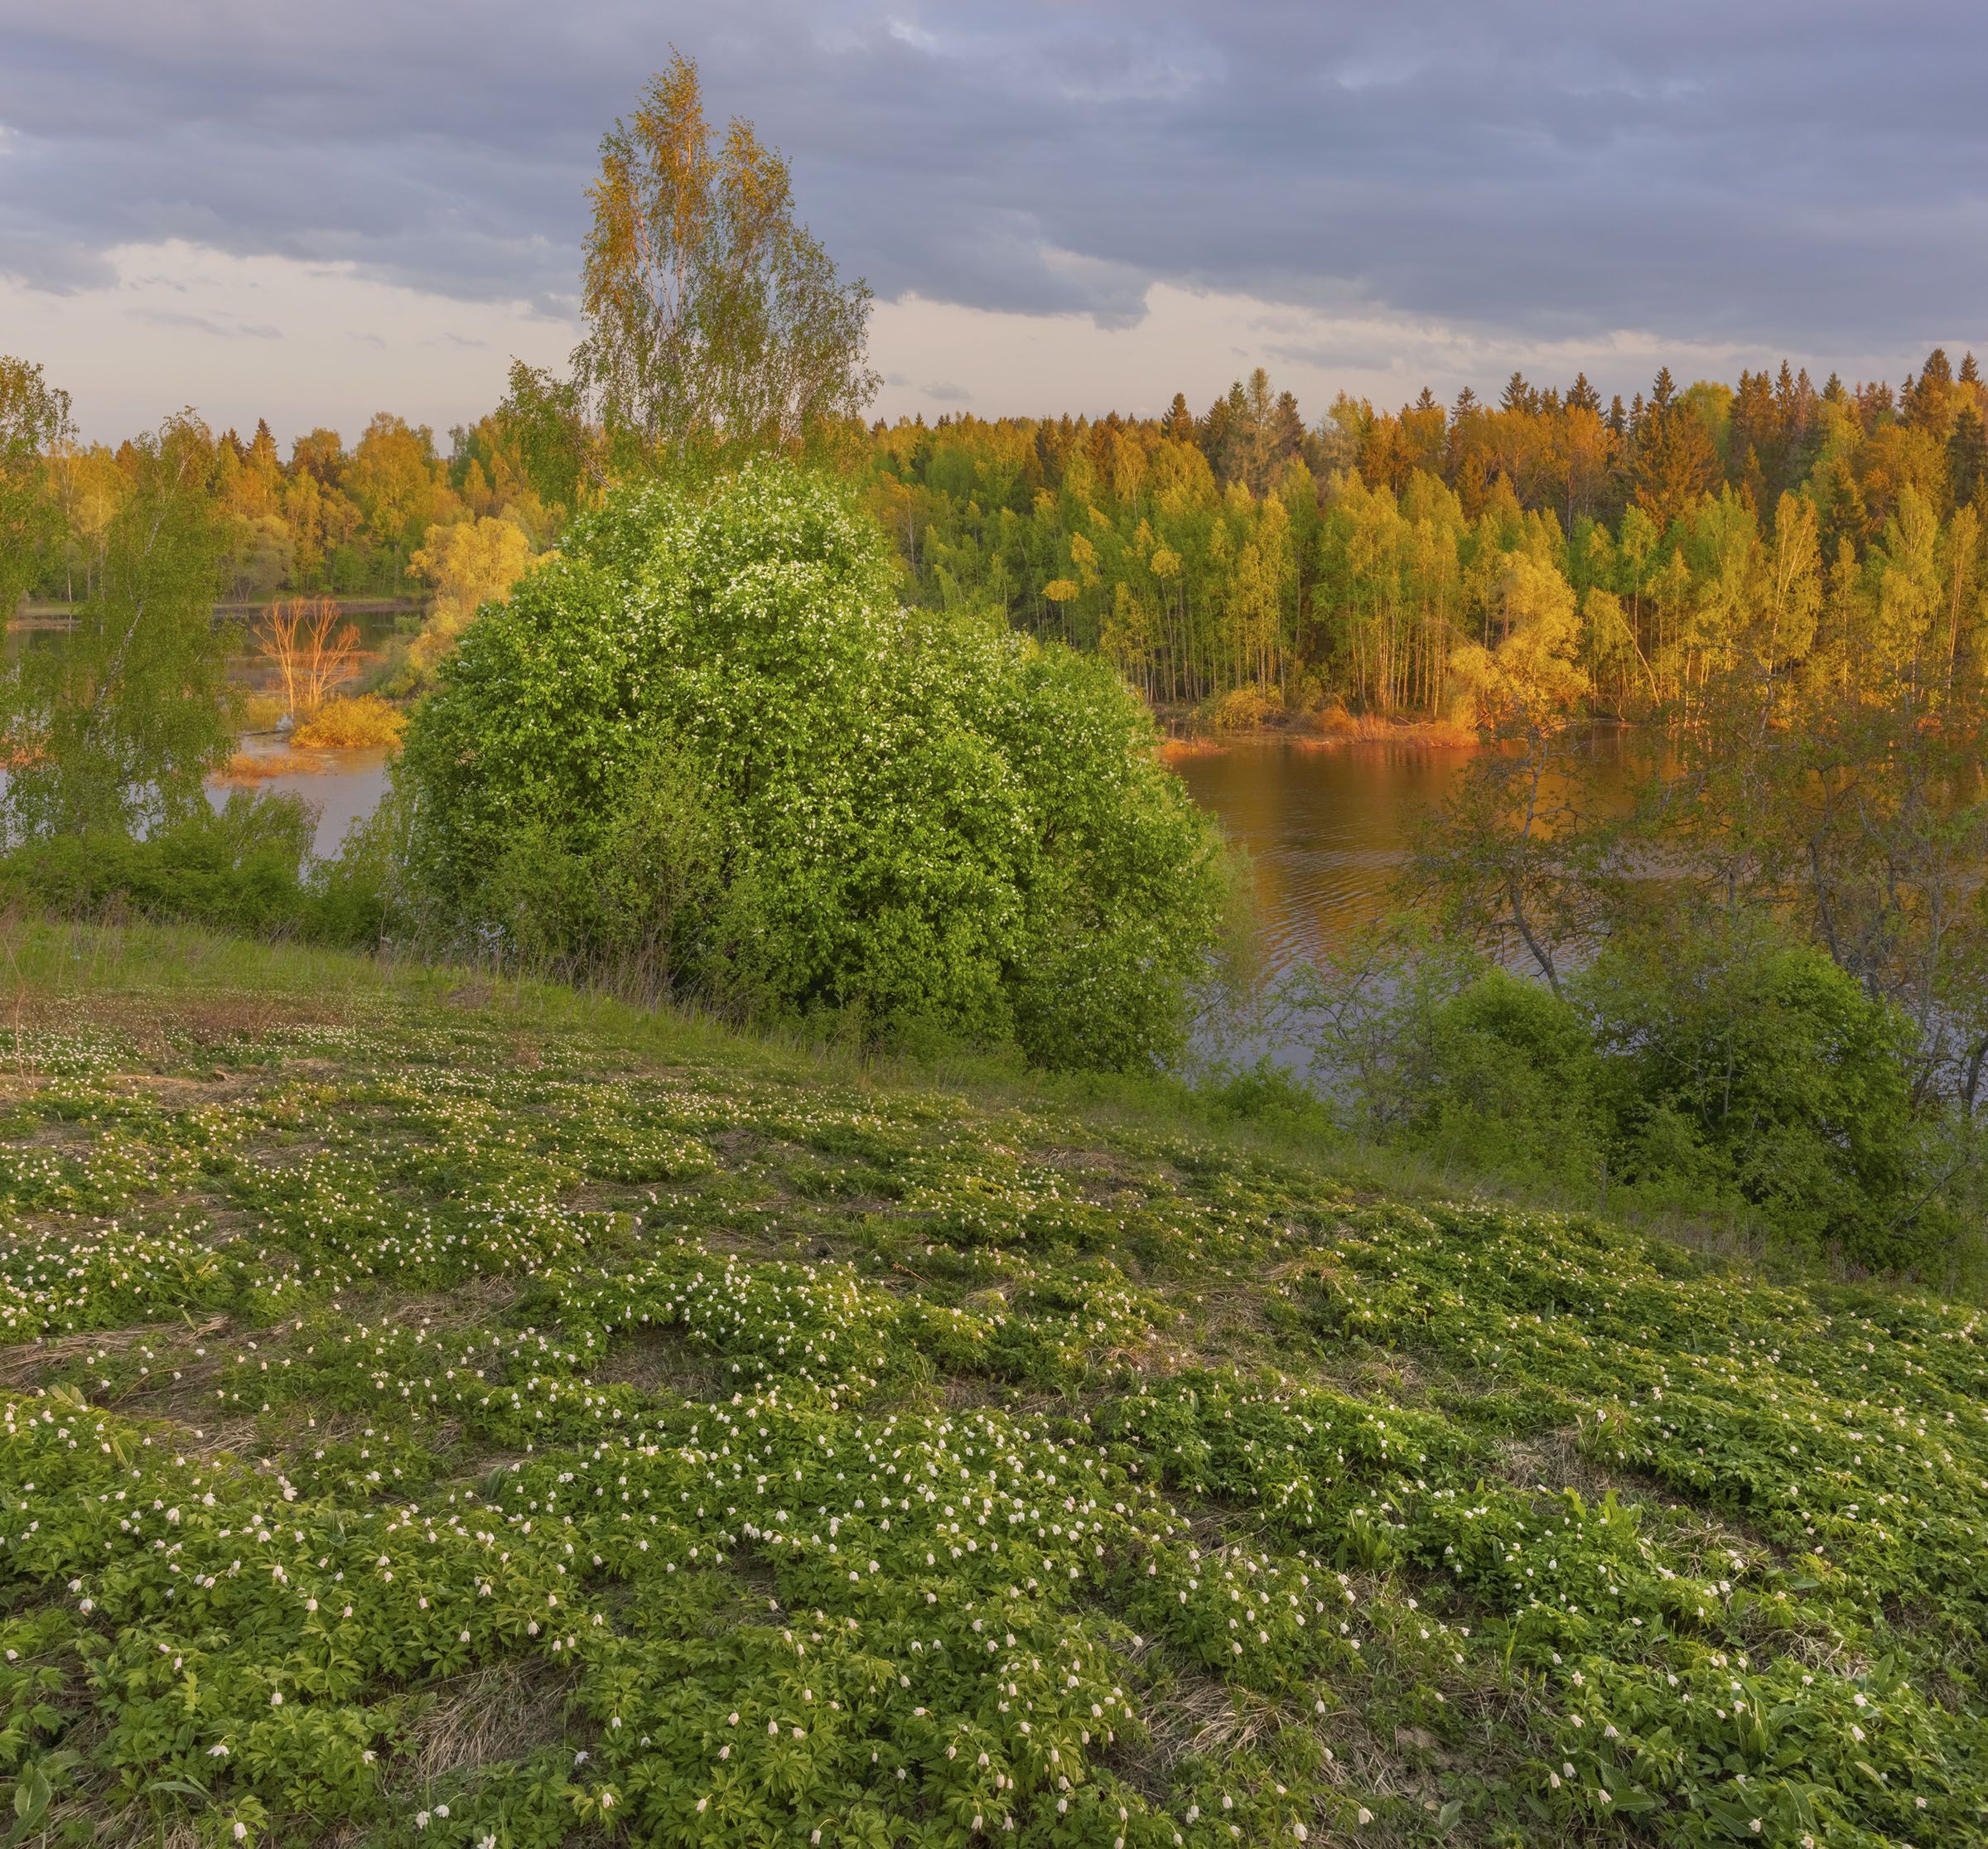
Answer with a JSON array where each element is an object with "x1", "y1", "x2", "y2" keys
[{"x1": 399, "y1": 462, "x2": 1231, "y2": 1069}]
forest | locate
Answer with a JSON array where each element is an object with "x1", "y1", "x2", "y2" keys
[{"x1": 7, "y1": 344, "x2": 1987, "y2": 732}]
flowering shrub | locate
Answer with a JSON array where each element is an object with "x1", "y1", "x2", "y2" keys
[
  {"x1": 398, "y1": 461, "x2": 1233, "y2": 1069},
  {"x1": 0, "y1": 972, "x2": 1983, "y2": 1844}
]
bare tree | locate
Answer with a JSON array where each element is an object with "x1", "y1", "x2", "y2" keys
[{"x1": 254, "y1": 596, "x2": 360, "y2": 718}]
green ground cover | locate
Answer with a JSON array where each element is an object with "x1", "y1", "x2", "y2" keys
[{"x1": 0, "y1": 926, "x2": 1982, "y2": 1847}]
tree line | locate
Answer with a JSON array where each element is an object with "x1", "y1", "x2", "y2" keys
[
  {"x1": 864, "y1": 352, "x2": 1988, "y2": 726},
  {"x1": 7, "y1": 339, "x2": 1988, "y2": 735},
  {"x1": 0, "y1": 361, "x2": 557, "y2": 612}
]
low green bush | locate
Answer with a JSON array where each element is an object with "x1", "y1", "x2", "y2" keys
[
  {"x1": 1586, "y1": 916, "x2": 1938, "y2": 1269},
  {"x1": 1409, "y1": 968, "x2": 1609, "y2": 1185},
  {"x1": 0, "y1": 792, "x2": 388, "y2": 948},
  {"x1": 1307, "y1": 915, "x2": 1960, "y2": 1274}
]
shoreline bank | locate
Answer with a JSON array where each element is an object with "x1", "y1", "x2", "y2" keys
[{"x1": 1156, "y1": 712, "x2": 1480, "y2": 756}]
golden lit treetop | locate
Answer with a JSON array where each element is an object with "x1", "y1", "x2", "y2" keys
[{"x1": 568, "y1": 51, "x2": 878, "y2": 476}]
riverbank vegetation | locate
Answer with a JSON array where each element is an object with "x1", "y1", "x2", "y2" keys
[
  {"x1": 1320, "y1": 516, "x2": 1988, "y2": 1284},
  {"x1": 398, "y1": 463, "x2": 1235, "y2": 1072},
  {"x1": 11, "y1": 364, "x2": 1987, "y2": 735},
  {"x1": 11, "y1": 346, "x2": 1988, "y2": 738}
]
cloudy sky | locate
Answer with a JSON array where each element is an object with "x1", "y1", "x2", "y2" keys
[{"x1": 2, "y1": 0, "x2": 1982, "y2": 445}]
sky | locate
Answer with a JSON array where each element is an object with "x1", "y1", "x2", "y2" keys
[{"x1": 2, "y1": 0, "x2": 1984, "y2": 447}]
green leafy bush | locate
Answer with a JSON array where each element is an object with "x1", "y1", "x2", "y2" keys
[
  {"x1": 1307, "y1": 915, "x2": 1951, "y2": 1271},
  {"x1": 399, "y1": 461, "x2": 1233, "y2": 1068},
  {"x1": 1405, "y1": 968, "x2": 1607, "y2": 1185},
  {"x1": 1585, "y1": 917, "x2": 1934, "y2": 1267},
  {"x1": 0, "y1": 792, "x2": 388, "y2": 948}
]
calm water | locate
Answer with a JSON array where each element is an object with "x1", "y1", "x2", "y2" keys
[
  {"x1": 211, "y1": 741, "x2": 393, "y2": 858},
  {"x1": 1171, "y1": 738, "x2": 1476, "y2": 975}
]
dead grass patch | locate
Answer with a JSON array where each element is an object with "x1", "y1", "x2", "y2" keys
[
  {"x1": 400, "y1": 1658, "x2": 582, "y2": 1784},
  {"x1": 1137, "y1": 1670, "x2": 1286, "y2": 1775},
  {"x1": 0, "y1": 1315, "x2": 229, "y2": 1390}
]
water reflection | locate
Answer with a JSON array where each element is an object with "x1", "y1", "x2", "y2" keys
[
  {"x1": 211, "y1": 741, "x2": 393, "y2": 858},
  {"x1": 1170, "y1": 738, "x2": 1476, "y2": 978}
]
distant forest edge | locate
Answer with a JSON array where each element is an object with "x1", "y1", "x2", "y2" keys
[{"x1": 6, "y1": 346, "x2": 1988, "y2": 729}]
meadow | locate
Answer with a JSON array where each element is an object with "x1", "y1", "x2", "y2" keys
[{"x1": 0, "y1": 923, "x2": 1983, "y2": 1848}]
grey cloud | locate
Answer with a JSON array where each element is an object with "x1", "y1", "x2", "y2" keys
[
  {"x1": 2, "y1": 0, "x2": 1984, "y2": 381},
  {"x1": 133, "y1": 307, "x2": 282, "y2": 339},
  {"x1": 0, "y1": 231, "x2": 117, "y2": 292},
  {"x1": 924, "y1": 381, "x2": 972, "y2": 403}
]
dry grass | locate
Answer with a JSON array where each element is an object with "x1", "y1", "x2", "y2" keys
[
  {"x1": 586, "y1": 1324, "x2": 726, "y2": 1398},
  {"x1": 401, "y1": 1659, "x2": 583, "y2": 1783},
  {"x1": 0, "y1": 1315, "x2": 228, "y2": 1389},
  {"x1": 1137, "y1": 1671, "x2": 1287, "y2": 1774},
  {"x1": 1156, "y1": 736, "x2": 1226, "y2": 763},
  {"x1": 216, "y1": 747, "x2": 333, "y2": 782},
  {"x1": 1300, "y1": 707, "x2": 1479, "y2": 748}
]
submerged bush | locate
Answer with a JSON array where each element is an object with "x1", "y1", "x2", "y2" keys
[
  {"x1": 399, "y1": 461, "x2": 1233, "y2": 1068},
  {"x1": 290, "y1": 693, "x2": 405, "y2": 750}
]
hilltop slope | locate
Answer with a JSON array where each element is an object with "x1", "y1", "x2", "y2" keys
[{"x1": 0, "y1": 929, "x2": 1982, "y2": 1848}]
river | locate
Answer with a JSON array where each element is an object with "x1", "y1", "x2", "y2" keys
[
  {"x1": 9, "y1": 604, "x2": 1485, "y2": 962},
  {"x1": 1168, "y1": 737, "x2": 1476, "y2": 978},
  {"x1": 217, "y1": 740, "x2": 395, "y2": 857}
]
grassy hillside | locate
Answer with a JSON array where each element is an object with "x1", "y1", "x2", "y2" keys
[{"x1": 0, "y1": 925, "x2": 1982, "y2": 1848}]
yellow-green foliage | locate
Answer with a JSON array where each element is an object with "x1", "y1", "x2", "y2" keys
[
  {"x1": 1203, "y1": 682, "x2": 1285, "y2": 734},
  {"x1": 291, "y1": 693, "x2": 406, "y2": 750},
  {"x1": 407, "y1": 514, "x2": 535, "y2": 682},
  {"x1": 238, "y1": 691, "x2": 288, "y2": 732},
  {"x1": 0, "y1": 929, "x2": 1983, "y2": 1846}
]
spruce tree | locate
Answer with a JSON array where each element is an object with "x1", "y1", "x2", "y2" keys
[{"x1": 1949, "y1": 406, "x2": 1988, "y2": 507}]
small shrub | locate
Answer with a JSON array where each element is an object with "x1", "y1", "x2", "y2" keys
[
  {"x1": 1406, "y1": 968, "x2": 1608, "y2": 1185},
  {"x1": 1583, "y1": 917, "x2": 1935, "y2": 1267},
  {"x1": 291, "y1": 694, "x2": 405, "y2": 751},
  {"x1": 1203, "y1": 682, "x2": 1285, "y2": 734},
  {"x1": 0, "y1": 791, "x2": 389, "y2": 948}
]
